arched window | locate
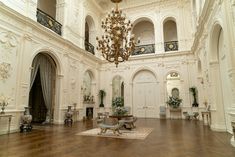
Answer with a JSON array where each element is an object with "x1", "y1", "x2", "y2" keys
[
  {"x1": 84, "y1": 16, "x2": 96, "y2": 55},
  {"x1": 37, "y1": 0, "x2": 56, "y2": 19},
  {"x1": 132, "y1": 18, "x2": 155, "y2": 55},
  {"x1": 163, "y1": 18, "x2": 178, "y2": 52},
  {"x1": 37, "y1": 0, "x2": 62, "y2": 35}
]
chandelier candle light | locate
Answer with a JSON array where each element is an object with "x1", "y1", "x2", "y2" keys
[{"x1": 96, "y1": 0, "x2": 135, "y2": 67}]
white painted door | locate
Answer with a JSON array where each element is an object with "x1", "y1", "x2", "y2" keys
[
  {"x1": 133, "y1": 70, "x2": 158, "y2": 118},
  {"x1": 133, "y1": 83, "x2": 146, "y2": 118},
  {"x1": 145, "y1": 83, "x2": 157, "y2": 118}
]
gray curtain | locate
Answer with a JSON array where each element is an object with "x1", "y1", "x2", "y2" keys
[
  {"x1": 30, "y1": 57, "x2": 40, "y2": 90},
  {"x1": 30, "y1": 54, "x2": 56, "y2": 123}
]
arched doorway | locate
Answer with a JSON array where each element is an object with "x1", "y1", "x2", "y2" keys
[
  {"x1": 166, "y1": 72, "x2": 181, "y2": 99},
  {"x1": 29, "y1": 53, "x2": 56, "y2": 124},
  {"x1": 209, "y1": 24, "x2": 231, "y2": 130},
  {"x1": 132, "y1": 70, "x2": 158, "y2": 118}
]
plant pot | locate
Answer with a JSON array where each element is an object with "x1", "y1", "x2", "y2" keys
[
  {"x1": 0, "y1": 106, "x2": 5, "y2": 114},
  {"x1": 99, "y1": 104, "x2": 104, "y2": 107}
]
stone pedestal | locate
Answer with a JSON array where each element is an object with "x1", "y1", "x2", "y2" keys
[{"x1": 231, "y1": 122, "x2": 235, "y2": 147}]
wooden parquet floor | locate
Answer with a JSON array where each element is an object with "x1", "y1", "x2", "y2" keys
[{"x1": 0, "y1": 119, "x2": 235, "y2": 157}]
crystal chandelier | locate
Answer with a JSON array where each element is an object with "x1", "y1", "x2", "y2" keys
[{"x1": 96, "y1": 0, "x2": 135, "y2": 67}]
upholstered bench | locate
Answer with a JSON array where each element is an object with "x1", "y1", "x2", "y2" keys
[
  {"x1": 97, "y1": 118, "x2": 124, "y2": 135},
  {"x1": 122, "y1": 117, "x2": 137, "y2": 129}
]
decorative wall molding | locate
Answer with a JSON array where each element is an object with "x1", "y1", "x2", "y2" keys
[{"x1": 0, "y1": 31, "x2": 18, "y2": 49}]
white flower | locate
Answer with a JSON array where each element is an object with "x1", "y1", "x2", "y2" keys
[{"x1": 0, "y1": 94, "x2": 10, "y2": 106}]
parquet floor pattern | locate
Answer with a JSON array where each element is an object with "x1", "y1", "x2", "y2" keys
[{"x1": 0, "y1": 119, "x2": 235, "y2": 157}]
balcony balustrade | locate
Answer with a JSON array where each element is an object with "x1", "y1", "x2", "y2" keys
[
  {"x1": 132, "y1": 44, "x2": 155, "y2": 56},
  {"x1": 85, "y1": 41, "x2": 95, "y2": 55},
  {"x1": 164, "y1": 41, "x2": 178, "y2": 52},
  {"x1": 36, "y1": 9, "x2": 62, "y2": 35}
]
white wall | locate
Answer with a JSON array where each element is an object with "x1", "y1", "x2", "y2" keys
[
  {"x1": 0, "y1": 3, "x2": 101, "y2": 134},
  {"x1": 99, "y1": 53, "x2": 198, "y2": 118},
  {"x1": 192, "y1": 0, "x2": 235, "y2": 139}
]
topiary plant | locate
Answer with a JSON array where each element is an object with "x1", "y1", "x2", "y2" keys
[
  {"x1": 189, "y1": 86, "x2": 199, "y2": 107},
  {"x1": 98, "y1": 90, "x2": 106, "y2": 107}
]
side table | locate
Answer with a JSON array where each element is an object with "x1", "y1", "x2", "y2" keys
[
  {"x1": 201, "y1": 111, "x2": 211, "y2": 125},
  {"x1": 0, "y1": 114, "x2": 13, "y2": 134},
  {"x1": 169, "y1": 108, "x2": 182, "y2": 119}
]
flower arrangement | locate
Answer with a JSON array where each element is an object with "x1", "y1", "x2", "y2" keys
[
  {"x1": 113, "y1": 106, "x2": 128, "y2": 116},
  {"x1": 0, "y1": 94, "x2": 10, "y2": 114},
  {"x1": 166, "y1": 96, "x2": 182, "y2": 109},
  {"x1": 112, "y1": 97, "x2": 127, "y2": 116},
  {"x1": 112, "y1": 97, "x2": 124, "y2": 108}
]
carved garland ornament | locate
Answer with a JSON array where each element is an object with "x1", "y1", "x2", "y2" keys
[
  {"x1": 0, "y1": 31, "x2": 18, "y2": 49},
  {"x1": 0, "y1": 62, "x2": 12, "y2": 80}
]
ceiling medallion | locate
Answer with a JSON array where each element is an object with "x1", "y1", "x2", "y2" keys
[{"x1": 96, "y1": 0, "x2": 135, "y2": 67}]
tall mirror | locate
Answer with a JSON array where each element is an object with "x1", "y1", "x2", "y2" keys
[
  {"x1": 166, "y1": 72, "x2": 181, "y2": 98},
  {"x1": 112, "y1": 76, "x2": 124, "y2": 99}
]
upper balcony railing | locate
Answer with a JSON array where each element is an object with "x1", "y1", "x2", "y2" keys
[
  {"x1": 85, "y1": 41, "x2": 95, "y2": 55},
  {"x1": 132, "y1": 44, "x2": 155, "y2": 56},
  {"x1": 164, "y1": 41, "x2": 178, "y2": 52},
  {"x1": 36, "y1": 8, "x2": 62, "y2": 35}
]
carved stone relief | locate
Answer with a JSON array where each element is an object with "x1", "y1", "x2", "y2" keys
[
  {"x1": 0, "y1": 62, "x2": 12, "y2": 81},
  {"x1": 0, "y1": 31, "x2": 18, "y2": 50}
]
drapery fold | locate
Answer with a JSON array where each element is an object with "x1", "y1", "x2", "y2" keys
[{"x1": 30, "y1": 54, "x2": 56, "y2": 123}]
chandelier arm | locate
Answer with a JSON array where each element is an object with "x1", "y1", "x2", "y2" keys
[{"x1": 96, "y1": 0, "x2": 135, "y2": 67}]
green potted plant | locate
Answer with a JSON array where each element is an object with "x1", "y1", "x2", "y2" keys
[
  {"x1": 98, "y1": 90, "x2": 106, "y2": 107},
  {"x1": 189, "y1": 86, "x2": 199, "y2": 107},
  {"x1": 166, "y1": 96, "x2": 182, "y2": 109}
]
